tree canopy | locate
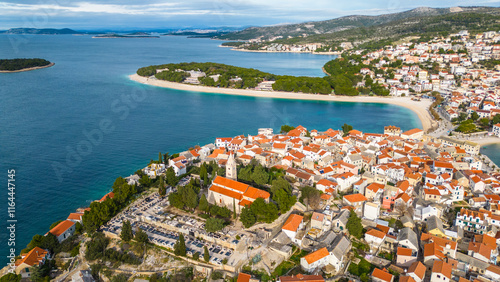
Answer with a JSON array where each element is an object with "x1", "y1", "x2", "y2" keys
[
  {"x1": 346, "y1": 210, "x2": 363, "y2": 238},
  {"x1": 0, "y1": 58, "x2": 51, "y2": 71}
]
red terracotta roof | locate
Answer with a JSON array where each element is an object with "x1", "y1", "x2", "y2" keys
[
  {"x1": 279, "y1": 274, "x2": 325, "y2": 282},
  {"x1": 372, "y1": 268, "x2": 393, "y2": 282},
  {"x1": 303, "y1": 247, "x2": 329, "y2": 264},
  {"x1": 282, "y1": 214, "x2": 303, "y2": 232},
  {"x1": 213, "y1": 176, "x2": 249, "y2": 193},
  {"x1": 243, "y1": 186, "x2": 270, "y2": 200},
  {"x1": 343, "y1": 193, "x2": 367, "y2": 203},
  {"x1": 209, "y1": 185, "x2": 243, "y2": 201},
  {"x1": 237, "y1": 272, "x2": 251, "y2": 282},
  {"x1": 15, "y1": 247, "x2": 47, "y2": 267},
  {"x1": 397, "y1": 247, "x2": 413, "y2": 256},
  {"x1": 49, "y1": 220, "x2": 75, "y2": 237},
  {"x1": 432, "y1": 260, "x2": 452, "y2": 279},
  {"x1": 366, "y1": 229, "x2": 387, "y2": 239},
  {"x1": 408, "y1": 261, "x2": 426, "y2": 280}
]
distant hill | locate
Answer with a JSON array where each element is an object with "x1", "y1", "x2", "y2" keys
[
  {"x1": 0, "y1": 28, "x2": 83, "y2": 35},
  {"x1": 166, "y1": 31, "x2": 232, "y2": 38},
  {"x1": 215, "y1": 6, "x2": 500, "y2": 43}
]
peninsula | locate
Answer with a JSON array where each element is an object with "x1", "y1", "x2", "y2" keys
[
  {"x1": 0, "y1": 58, "x2": 54, "y2": 73},
  {"x1": 129, "y1": 73, "x2": 434, "y2": 131},
  {"x1": 133, "y1": 26, "x2": 500, "y2": 145}
]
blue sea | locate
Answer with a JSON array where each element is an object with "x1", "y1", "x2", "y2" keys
[{"x1": 0, "y1": 35, "x2": 426, "y2": 265}]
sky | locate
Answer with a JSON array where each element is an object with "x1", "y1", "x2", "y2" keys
[{"x1": 1, "y1": 0, "x2": 500, "y2": 30}]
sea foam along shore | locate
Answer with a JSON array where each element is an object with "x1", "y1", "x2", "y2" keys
[{"x1": 129, "y1": 74, "x2": 436, "y2": 131}]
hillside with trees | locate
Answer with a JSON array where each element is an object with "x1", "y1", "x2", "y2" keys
[
  {"x1": 215, "y1": 7, "x2": 461, "y2": 41},
  {"x1": 217, "y1": 7, "x2": 500, "y2": 51}
]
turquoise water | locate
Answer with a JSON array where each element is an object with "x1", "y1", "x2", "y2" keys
[
  {"x1": 481, "y1": 143, "x2": 500, "y2": 166},
  {"x1": 0, "y1": 35, "x2": 421, "y2": 265}
]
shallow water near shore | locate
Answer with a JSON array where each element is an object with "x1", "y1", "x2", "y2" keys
[{"x1": 0, "y1": 35, "x2": 424, "y2": 265}]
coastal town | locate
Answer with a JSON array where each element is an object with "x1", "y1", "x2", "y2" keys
[
  {"x1": 4, "y1": 117, "x2": 500, "y2": 282},
  {"x1": 5, "y1": 13, "x2": 500, "y2": 282},
  {"x1": 5, "y1": 2, "x2": 500, "y2": 282}
]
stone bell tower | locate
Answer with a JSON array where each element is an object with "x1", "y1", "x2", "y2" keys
[{"x1": 226, "y1": 152, "x2": 237, "y2": 180}]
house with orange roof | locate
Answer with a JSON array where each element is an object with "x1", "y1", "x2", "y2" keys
[
  {"x1": 48, "y1": 220, "x2": 75, "y2": 242},
  {"x1": 399, "y1": 276, "x2": 417, "y2": 282},
  {"x1": 407, "y1": 261, "x2": 426, "y2": 282},
  {"x1": 456, "y1": 208, "x2": 489, "y2": 234},
  {"x1": 172, "y1": 161, "x2": 187, "y2": 176},
  {"x1": 424, "y1": 242, "x2": 446, "y2": 265},
  {"x1": 474, "y1": 234, "x2": 497, "y2": 250},
  {"x1": 352, "y1": 178, "x2": 368, "y2": 194},
  {"x1": 365, "y1": 183, "x2": 385, "y2": 200},
  {"x1": 469, "y1": 175, "x2": 485, "y2": 193},
  {"x1": 401, "y1": 128, "x2": 423, "y2": 140},
  {"x1": 423, "y1": 188, "x2": 443, "y2": 202},
  {"x1": 342, "y1": 193, "x2": 367, "y2": 214},
  {"x1": 215, "y1": 137, "x2": 233, "y2": 148},
  {"x1": 485, "y1": 264, "x2": 500, "y2": 281},
  {"x1": 278, "y1": 274, "x2": 325, "y2": 282},
  {"x1": 432, "y1": 160, "x2": 454, "y2": 176},
  {"x1": 316, "y1": 179, "x2": 337, "y2": 194},
  {"x1": 431, "y1": 260, "x2": 452, "y2": 282},
  {"x1": 311, "y1": 212, "x2": 326, "y2": 231},
  {"x1": 237, "y1": 272, "x2": 256, "y2": 282},
  {"x1": 272, "y1": 142, "x2": 288, "y2": 156},
  {"x1": 371, "y1": 268, "x2": 394, "y2": 282},
  {"x1": 397, "y1": 247, "x2": 417, "y2": 267},
  {"x1": 394, "y1": 192, "x2": 413, "y2": 208},
  {"x1": 208, "y1": 176, "x2": 270, "y2": 214},
  {"x1": 468, "y1": 241, "x2": 494, "y2": 263},
  {"x1": 67, "y1": 212, "x2": 84, "y2": 223},
  {"x1": 286, "y1": 167, "x2": 314, "y2": 186},
  {"x1": 98, "y1": 191, "x2": 115, "y2": 203},
  {"x1": 300, "y1": 247, "x2": 330, "y2": 273},
  {"x1": 365, "y1": 229, "x2": 386, "y2": 251},
  {"x1": 384, "y1": 125, "x2": 402, "y2": 136},
  {"x1": 281, "y1": 155, "x2": 295, "y2": 167},
  {"x1": 14, "y1": 247, "x2": 49, "y2": 278},
  {"x1": 282, "y1": 214, "x2": 304, "y2": 243},
  {"x1": 469, "y1": 196, "x2": 487, "y2": 208}
]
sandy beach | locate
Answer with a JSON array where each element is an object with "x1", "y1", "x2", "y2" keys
[
  {"x1": 467, "y1": 137, "x2": 500, "y2": 146},
  {"x1": 129, "y1": 74, "x2": 436, "y2": 131}
]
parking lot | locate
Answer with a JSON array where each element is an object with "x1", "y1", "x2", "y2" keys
[
  {"x1": 101, "y1": 189, "x2": 236, "y2": 266},
  {"x1": 136, "y1": 222, "x2": 233, "y2": 265}
]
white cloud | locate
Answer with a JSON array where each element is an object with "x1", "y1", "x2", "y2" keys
[{"x1": 0, "y1": 0, "x2": 498, "y2": 29}]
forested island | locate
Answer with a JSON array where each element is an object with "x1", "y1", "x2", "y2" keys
[
  {"x1": 93, "y1": 32, "x2": 159, "y2": 38},
  {"x1": 136, "y1": 60, "x2": 390, "y2": 96},
  {"x1": 0, "y1": 58, "x2": 53, "y2": 72}
]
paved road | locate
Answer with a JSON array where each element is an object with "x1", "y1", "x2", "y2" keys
[
  {"x1": 428, "y1": 108, "x2": 454, "y2": 137},
  {"x1": 54, "y1": 238, "x2": 89, "y2": 282}
]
